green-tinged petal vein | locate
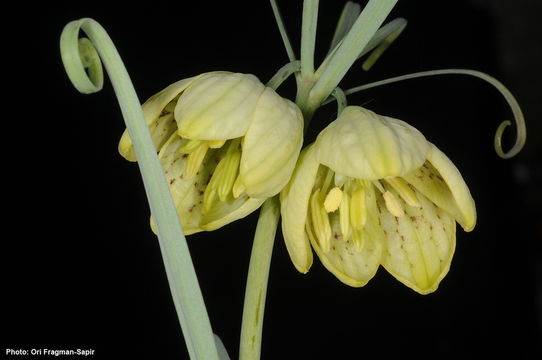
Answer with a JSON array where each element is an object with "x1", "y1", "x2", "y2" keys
[
  {"x1": 315, "y1": 107, "x2": 429, "y2": 179},
  {"x1": 176, "y1": 73, "x2": 265, "y2": 140},
  {"x1": 240, "y1": 87, "x2": 304, "y2": 198}
]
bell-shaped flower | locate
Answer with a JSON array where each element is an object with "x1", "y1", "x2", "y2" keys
[
  {"x1": 280, "y1": 106, "x2": 476, "y2": 294},
  {"x1": 119, "y1": 72, "x2": 304, "y2": 234}
]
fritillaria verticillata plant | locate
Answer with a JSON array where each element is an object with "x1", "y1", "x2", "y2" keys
[{"x1": 60, "y1": 1, "x2": 526, "y2": 359}]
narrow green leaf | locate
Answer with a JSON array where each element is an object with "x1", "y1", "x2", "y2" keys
[
  {"x1": 328, "y1": 1, "x2": 361, "y2": 54},
  {"x1": 214, "y1": 334, "x2": 231, "y2": 360},
  {"x1": 360, "y1": 17, "x2": 407, "y2": 70},
  {"x1": 310, "y1": 0, "x2": 398, "y2": 107},
  {"x1": 270, "y1": 0, "x2": 297, "y2": 62},
  {"x1": 301, "y1": 0, "x2": 320, "y2": 75}
]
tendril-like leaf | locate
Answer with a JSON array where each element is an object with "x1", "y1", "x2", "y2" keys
[
  {"x1": 59, "y1": 18, "x2": 221, "y2": 360},
  {"x1": 331, "y1": 69, "x2": 527, "y2": 159},
  {"x1": 60, "y1": 25, "x2": 104, "y2": 93}
]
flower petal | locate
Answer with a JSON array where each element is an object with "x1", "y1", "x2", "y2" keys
[
  {"x1": 200, "y1": 196, "x2": 265, "y2": 231},
  {"x1": 308, "y1": 183, "x2": 384, "y2": 287},
  {"x1": 402, "y1": 143, "x2": 476, "y2": 232},
  {"x1": 378, "y1": 186, "x2": 456, "y2": 294},
  {"x1": 155, "y1": 133, "x2": 212, "y2": 234},
  {"x1": 238, "y1": 87, "x2": 304, "y2": 198},
  {"x1": 279, "y1": 145, "x2": 319, "y2": 273},
  {"x1": 175, "y1": 73, "x2": 265, "y2": 140},
  {"x1": 118, "y1": 75, "x2": 203, "y2": 161},
  {"x1": 315, "y1": 106, "x2": 430, "y2": 180}
]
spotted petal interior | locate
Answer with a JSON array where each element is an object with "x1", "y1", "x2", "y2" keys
[
  {"x1": 377, "y1": 184, "x2": 456, "y2": 294},
  {"x1": 118, "y1": 75, "x2": 203, "y2": 161},
  {"x1": 154, "y1": 133, "x2": 263, "y2": 234},
  {"x1": 306, "y1": 169, "x2": 385, "y2": 287}
]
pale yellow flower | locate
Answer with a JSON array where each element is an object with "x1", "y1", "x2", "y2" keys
[
  {"x1": 119, "y1": 72, "x2": 304, "y2": 234},
  {"x1": 280, "y1": 106, "x2": 476, "y2": 294}
]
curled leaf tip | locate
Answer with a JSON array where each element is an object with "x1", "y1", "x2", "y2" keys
[
  {"x1": 338, "y1": 69, "x2": 527, "y2": 159},
  {"x1": 494, "y1": 120, "x2": 512, "y2": 159},
  {"x1": 60, "y1": 18, "x2": 105, "y2": 94}
]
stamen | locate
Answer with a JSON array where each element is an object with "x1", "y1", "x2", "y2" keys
[
  {"x1": 351, "y1": 228, "x2": 364, "y2": 253},
  {"x1": 185, "y1": 142, "x2": 209, "y2": 179},
  {"x1": 324, "y1": 187, "x2": 343, "y2": 213},
  {"x1": 179, "y1": 139, "x2": 204, "y2": 154},
  {"x1": 201, "y1": 139, "x2": 242, "y2": 213},
  {"x1": 232, "y1": 176, "x2": 246, "y2": 198},
  {"x1": 385, "y1": 177, "x2": 420, "y2": 207},
  {"x1": 217, "y1": 139, "x2": 241, "y2": 201},
  {"x1": 350, "y1": 185, "x2": 367, "y2": 230},
  {"x1": 202, "y1": 186, "x2": 218, "y2": 215},
  {"x1": 371, "y1": 180, "x2": 385, "y2": 194},
  {"x1": 383, "y1": 190, "x2": 405, "y2": 217},
  {"x1": 320, "y1": 167, "x2": 335, "y2": 200},
  {"x1": 208, "y1": 139, "x2": 227, "y2": 149},
  {"x1": 310, "y1": 189, "x2": 332, "y2": 253},
  {"x1": 339, "y1": 188, "x2": 351, "y2": 240},
  {"x1": 202, "y1": 157, "x2": 225, "y2": 214}
]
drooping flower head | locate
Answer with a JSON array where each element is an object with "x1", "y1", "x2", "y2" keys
[
  {"x1": 280, "y1": 106, "x2": 476, "y2": 294},
  {"x1": 119, "y1": 72, "x2": 304, "y2": 234}
]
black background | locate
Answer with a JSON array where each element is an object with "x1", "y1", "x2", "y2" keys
[{"x1": 5, "y1": 0, "x2": 541, "y2": 359}]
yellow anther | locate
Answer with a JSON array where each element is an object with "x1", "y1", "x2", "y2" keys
[
  {"x1": 179, "y1": 139, "x2": 204, "y2": 154},
  {"x1": 232, "y1": 176, "x2": 246, "y2": 198},
  {"x1": 339, "y1": 189, "x2": 351, "y2": 240},
  {"x1": 185, "y1": 142, "x2": 209, "y2": 179},
  {"x1": 324, "y1": 187, "x2": 343, "y2": 213},
  {"x1": 208, "y1": 139, "x2": 227, "y2": 149},
  {"x1": 351, "y1": 228, "x2": 365, "y2": 253},
  {"x1": 320, "y1": 167, "x2": 335, "y2": 200},
  {"x1": 310, "y1": 189, "x2": 332, "y2": 253},
  {"x1": 371, "y1": 180, "x2": 385, "y2": 193},
  {"x1": 383, "y1": 190, "x2": 405, "y2": 217},
  {"x1": 217, "y1": 140, "x2": 241, "y2": 201},
  {"x1": 202, "y1": 139, "x2": 242, "y2": 213},
  {"x1": 385, "y1": 177, "x2": 420, "y2": 207},
  {"x1": 350, "y1": 186, "x2": 367, "y2": 230},
  {"x1": 202, "y1": 186, "x2": 218, "y2": 215}
]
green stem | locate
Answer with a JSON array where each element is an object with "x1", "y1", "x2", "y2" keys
[
  {"x1": 239, "y1": 197, "x2": 281, "y2": 360},
  {"x1": 60, "y1": 18, "x2": 220, "y2": 360}
]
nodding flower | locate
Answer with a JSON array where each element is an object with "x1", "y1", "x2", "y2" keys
[
  {"x1": 280, "y1": 106, "x2": 476, "y2": 294},
  {"x1": 119, "y1": 72, "x2": 303, "y2": 234}
]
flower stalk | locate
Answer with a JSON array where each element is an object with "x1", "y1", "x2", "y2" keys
[
  {"x1": 240, "y1": 1, "x2": 401, "y2": 358},
  {"x1": 239, "y1": 197, "x2": 280, "y2": 360}
]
